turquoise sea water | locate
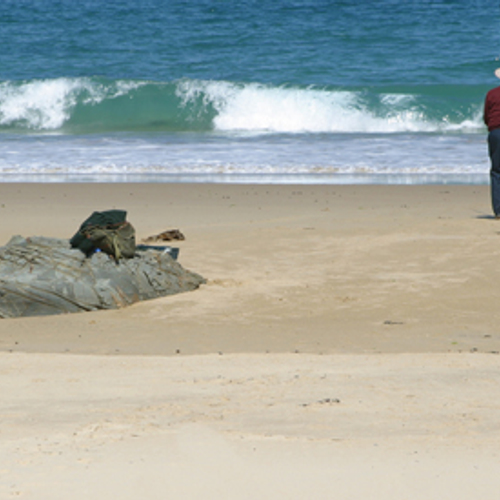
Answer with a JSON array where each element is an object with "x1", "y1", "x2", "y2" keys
[{"x1": 0, "y1": 0, "x2": 499, "y2": 183}]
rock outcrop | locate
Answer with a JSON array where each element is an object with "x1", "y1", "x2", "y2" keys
[{"x1": 0, "y1": 236, "x2": 205, "y2": 318}]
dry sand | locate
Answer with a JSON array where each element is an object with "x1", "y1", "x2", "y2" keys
[{"x1": 0, "y1": 183, "x2": 499, "y2": 499}]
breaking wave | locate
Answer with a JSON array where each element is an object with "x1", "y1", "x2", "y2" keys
[{"x1": 0, "y1": 77, "x2": 486, "y2": 134}]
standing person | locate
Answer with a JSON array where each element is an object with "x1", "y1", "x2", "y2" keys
[{"x1": 484, "y1": 69, "x2": 500, "y2": 218}]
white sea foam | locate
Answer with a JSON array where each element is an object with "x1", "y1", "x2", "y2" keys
[
  {"x1": 177, "y1": 80, "x2": 481, "y2": 134},
  {"x1": 0, "y1": 77, "x2": 486, "y2": 134},
  {"x1": 0, "y1": 78, "x2": 75, "y2": 129},
  {"x1": 0, "y1": 78, "x2": 489, "y2": 182},
  {"x1": 0, "y1": 78, "x2": 100, "y2": 130},
  {"x1": 0, "y1": 128, "x2": 489, "y2": 182},
  {"x1": 0, "y1": 78, "x2": 144, "y2": 130}
]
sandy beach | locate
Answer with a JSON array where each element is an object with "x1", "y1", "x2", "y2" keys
[{"x1": 1, "y1": 183, "x2": 500, "y2": 499}]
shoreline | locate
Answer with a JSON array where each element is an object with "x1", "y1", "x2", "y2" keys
[{"x1": 0, "y1": 172, "x2": 490, "y2": 185}]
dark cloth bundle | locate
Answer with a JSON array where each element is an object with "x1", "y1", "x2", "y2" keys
[{"x1": 70, "y1": 209, "x2": 136, "y2": 260}]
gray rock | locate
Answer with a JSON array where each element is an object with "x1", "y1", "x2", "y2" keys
[{"x1": 0, "y1": 236, "x2": 205, "y2": 318}]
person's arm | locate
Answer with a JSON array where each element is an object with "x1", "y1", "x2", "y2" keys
[{"x1": 484, "y1": 94, "x2": 490, "y2": 126}]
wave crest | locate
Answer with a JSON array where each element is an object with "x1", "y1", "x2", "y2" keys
[{"x1": 0, "y1": 77, "x2": 485, "y2": 134}]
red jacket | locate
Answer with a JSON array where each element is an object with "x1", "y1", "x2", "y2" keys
[{"x1": 484, "y1": 86, "x2": 500, "y2": 131}]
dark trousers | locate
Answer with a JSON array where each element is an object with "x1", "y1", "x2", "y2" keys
[{"x1": 489, "y1": 129, "x2": 500, "y2": 216}]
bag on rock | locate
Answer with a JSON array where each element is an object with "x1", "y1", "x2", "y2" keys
[{"x1": 70, "y1": 210, "x2": 136, "y2": 259}]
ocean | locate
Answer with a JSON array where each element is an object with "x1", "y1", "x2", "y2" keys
[{"x1": 0, "y1": 0, "x2": 498, "y2": 184}]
